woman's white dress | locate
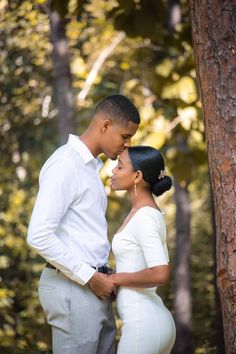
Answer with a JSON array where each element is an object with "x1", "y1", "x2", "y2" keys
[{"x1": 112, "y1": 206, "x2": 176, "y2": 354}]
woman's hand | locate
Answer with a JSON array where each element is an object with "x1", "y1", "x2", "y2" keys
[
  {"x1": 108, "y1": 273, "x2": 119, "y2": 287},
  {"x1": 88, "y1": 272, "x2": 116, "y2": 299}
]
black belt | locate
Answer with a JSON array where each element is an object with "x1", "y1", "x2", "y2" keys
[
  {"x1": 46, "y1": 263, "x2": 112, "y2": 275},
  {"x1": 91, "y1": 265, "x2": 112, "y2": 274}
]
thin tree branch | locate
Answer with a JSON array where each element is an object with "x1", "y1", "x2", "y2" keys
[
  {"x1": 77, "y1": 32, "x2": 126, "y2": 104},
  {"x1": 166, "y1": 115, "x2": 192, "y2": 133}
]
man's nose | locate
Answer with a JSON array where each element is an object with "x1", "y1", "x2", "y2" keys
[{"x1": 124, "y1": 138, "x2": 131, "y2": 147}]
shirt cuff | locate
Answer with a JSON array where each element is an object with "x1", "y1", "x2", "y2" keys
[
  {"x1": 71, "y1": 262, "x2": 96, "y2": 285},
  {"x1": 147, "y1": 259, "x2": 169, "y2": 268}
]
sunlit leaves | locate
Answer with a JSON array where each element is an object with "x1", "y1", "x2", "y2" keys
[
  {"x1": 162, "y1": 76, "x2": 197, "y2": 103},
  {"x1": 155, "y1": 58, "x2": 174, "y2": 78}
]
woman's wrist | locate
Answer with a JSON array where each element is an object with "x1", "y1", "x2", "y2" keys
[{"x1": 109, "y1": 273, "x2": 120, "y2": 286}]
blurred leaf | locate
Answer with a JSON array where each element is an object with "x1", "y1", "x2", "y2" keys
[{"x1": 162, "y1": 76, "x2": 197, "y2": 103}]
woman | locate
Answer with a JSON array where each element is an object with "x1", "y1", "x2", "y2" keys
[{"x1": 110, "y1": 146, "x2": 176, "y2": 354}]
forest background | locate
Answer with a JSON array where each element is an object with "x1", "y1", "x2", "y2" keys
[{"x1": 0, "y1": 0, "x2": 228, "y2": 353}]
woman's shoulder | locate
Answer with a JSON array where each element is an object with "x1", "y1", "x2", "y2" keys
[
  {"x1": 135, "y1": 206, "x2": 164, "y2": 218},
  {"x1": 131, "y1": 206, "x2": 166, "y2": 242},
  {"x1": 131, "y1": 206, "x2": 165, "y2": 231}
]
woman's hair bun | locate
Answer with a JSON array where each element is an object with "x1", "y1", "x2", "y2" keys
[{"x1": 151, "y1": 175, "x2": 172, "y2": 197}]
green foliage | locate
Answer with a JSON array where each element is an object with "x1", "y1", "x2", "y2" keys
[
  {"x1": 112, "y1": 0, "x2": 167, "y2": 40},
  {"x1": 46, "y1": 0, "x2": 88, "y2": 19},
  {"x1": 0, "y1": 1, "x2": 56, "y2": 351}
]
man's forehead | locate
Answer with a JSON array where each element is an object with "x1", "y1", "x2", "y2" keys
[{"x1": 120, "y1": 121, "x2": 138, "y2": 134}]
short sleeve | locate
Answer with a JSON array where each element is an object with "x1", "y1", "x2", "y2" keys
[{"x1": 134, "y1": 210, "x2": 169, "y2": 267}]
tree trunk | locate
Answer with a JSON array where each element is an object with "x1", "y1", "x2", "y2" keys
[
  {"x1": 49, "y1": 10, "x2": 76, "y2": 144},
  {"x1": 210, "y1": 181, "x2": 225, "y2": 354},
  {"x1": 173, "y1": 179, "x2": 192, "y2": 354},
  {"x1": 189, "y1": 1, "x2": 236, "y2": 352}
]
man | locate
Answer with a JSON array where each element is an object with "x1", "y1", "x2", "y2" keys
[{"x1": 27, "y1": 94, "x2": 140, "y2": 354}]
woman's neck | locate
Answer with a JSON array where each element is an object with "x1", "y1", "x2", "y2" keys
[{"x1": 129, "y1": 189, "x2": 157, "y2": 211}]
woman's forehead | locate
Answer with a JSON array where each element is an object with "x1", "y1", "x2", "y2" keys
[{"x1": 118, "y1": 149, "x2": 131, "y2": 164}]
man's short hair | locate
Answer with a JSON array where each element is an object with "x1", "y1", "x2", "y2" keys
[{"x1": 93, "y1": 94, "x2": 140, "y2": 125}]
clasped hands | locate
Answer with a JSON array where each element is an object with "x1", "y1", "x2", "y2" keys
[{"x1": 88, "y1": 272, "x2": 117, "y2": 300}]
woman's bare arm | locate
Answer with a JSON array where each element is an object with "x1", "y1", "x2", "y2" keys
[{"x1": 109, "y1": 265, "x2": 169, "y2": 288}]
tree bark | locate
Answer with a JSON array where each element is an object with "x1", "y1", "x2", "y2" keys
[
  {"x1": 173, "y1": 179, "x2": 192, "y2": 354},
  {"x1": 210, "y1": 181, "x2": 225, "y2": 354},
  {"x1": 49, "y1": 10, "x2": 76, "y2": 144},
  {"x1": 189, "y1": 1, "x2": 236, "y2": 352}
]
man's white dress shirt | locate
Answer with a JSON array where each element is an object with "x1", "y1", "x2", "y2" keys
[{"x1": 27, "y1": 134, "x2": 110, "y2": 285}]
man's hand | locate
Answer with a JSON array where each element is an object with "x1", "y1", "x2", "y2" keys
[{"x1": 88, "y1": 272, "x2": 116, "y2": 299}]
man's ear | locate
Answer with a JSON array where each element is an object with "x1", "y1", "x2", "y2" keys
[
  {"x1": 101, "y1": 118, "x2": 112, "y2": 133},
  {"x1": 134, "y1": 170, "x2": 143, "y2": 183}
]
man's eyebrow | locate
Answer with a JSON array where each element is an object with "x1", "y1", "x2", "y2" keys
[{"x1": 122, "y1": 133, "x2": 132, "y2": 137}]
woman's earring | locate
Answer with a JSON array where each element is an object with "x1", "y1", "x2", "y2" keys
[{"x1": 134, "y1": 183, "x2": 137, "y2": 196}]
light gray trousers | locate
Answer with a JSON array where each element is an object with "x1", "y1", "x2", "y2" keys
[{"x1": 38, "y1": 268, "x2": 116, "y2": 354}]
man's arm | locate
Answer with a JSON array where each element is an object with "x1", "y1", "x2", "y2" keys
[{"x1": 27, "y1": 158, "x2": 112, "y2": 295}]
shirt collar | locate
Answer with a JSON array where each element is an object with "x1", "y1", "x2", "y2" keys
[{"x1": 67, "y1": 134, "x2": 103, "y2": 169}]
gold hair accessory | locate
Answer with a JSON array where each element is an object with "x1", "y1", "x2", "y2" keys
[{"x1": 158, "y1": 169, "x2": 167, "y2": 179}]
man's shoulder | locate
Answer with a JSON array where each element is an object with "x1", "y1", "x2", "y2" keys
[
  {"x1": 49, "y1": 141, "x2": 84, "y2": 162},
  {"x1": 40, "y1": 144, "x2": 83, "y2": 175}
]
